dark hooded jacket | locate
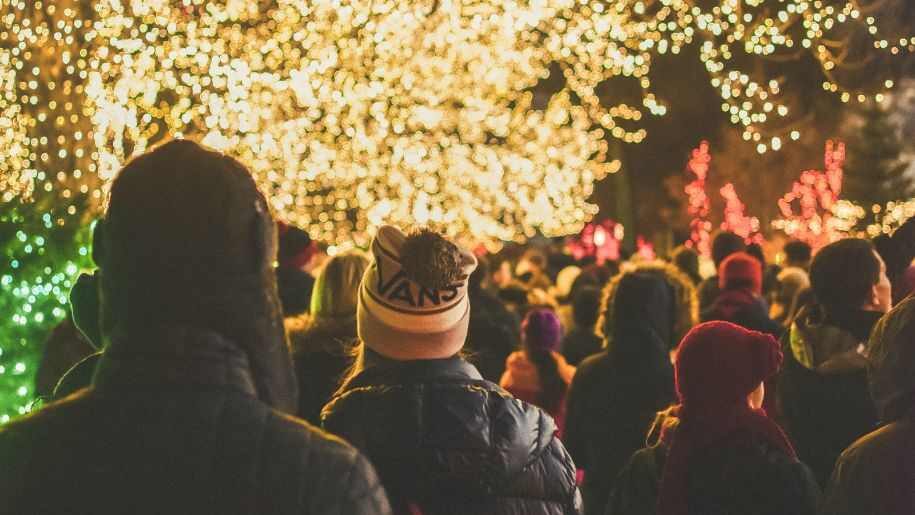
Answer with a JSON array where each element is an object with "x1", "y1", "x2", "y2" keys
[
  {"x1": 563, "y1": 272, "x2": 679, "y2": 515},
  {"x1": 776, "y1": 305, "x2": 881, "y2": 486},
  {"x1": 605, "y1": 421, "x2": 819, "y2": 515},
  {"x1": 0, "y1": 140, "x2": 390, "y2": 515},
  {"x1": 322, "y1": 354, "x2": 582, "y2": 515},
  {"x1": 821, "y1": 298, "x2": 915, "y2": 515},
  {"x1": 0, "y1": 327, "x2": 390, "y2": 515}
]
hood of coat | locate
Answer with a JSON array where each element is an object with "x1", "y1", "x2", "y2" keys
[
  {"x1": 322, "y1": 356, "x2": 563, "y2": 490},
  {"x1": 788, "y1": 305, "x2": 880, "y2": 374},
  {"x1": 94, "y1": 326, "x2": 261, "y2": 400},
  {"x1": 500, "y1": 350, "x2": 576, "y2": 393}
]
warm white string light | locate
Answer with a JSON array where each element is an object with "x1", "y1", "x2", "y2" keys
[{"x1": 1, "y1": 0, "x2": 910, "y2": 244}]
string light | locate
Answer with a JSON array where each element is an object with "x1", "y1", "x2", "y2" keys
[
  {"x1": 3, "y1": 0, "x2": 909, "y2": 243},
  {"x1": 567, "y1": 219, "x2": 624, "y2": 264},
  {"x1": 772, "y1": 140, "x2": 846, "y2": 248},
  {"x1": 685, "y1": 140, "x2": 712, "y2": 257},
  {"x1": 832, "y1": 198, "x2": 915, "y2": 238},
  {"x1": 719, "y1": 183, "x2": 762, "y2": 244}
]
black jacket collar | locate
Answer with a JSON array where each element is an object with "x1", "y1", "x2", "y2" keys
[
  {"x1": 348, "y1": 351, "x2": 485, "y2": 390},
  {"x1": 93, "y1": 327, "x2": 257, "y2": 398}
]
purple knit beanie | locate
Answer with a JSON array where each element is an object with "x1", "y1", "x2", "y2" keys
[{"x1": 522, "y1": 308, "x2": 563, "y2": 353}]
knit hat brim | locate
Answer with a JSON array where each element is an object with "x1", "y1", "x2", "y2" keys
[{"x1": 357, "y1": 285, "x2": 471, "y2": 359}]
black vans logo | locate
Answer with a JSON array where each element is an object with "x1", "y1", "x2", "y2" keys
[{"x1": 375, "y1": 259, "x2": 461, "y2": 308}]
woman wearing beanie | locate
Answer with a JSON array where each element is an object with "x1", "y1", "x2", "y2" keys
[
  {"x1": 322, "y1": 226, "x2": 582, "y2": 515},
  {"x1": 288, "y1": 250, "x2": 369, "y2": 425},
  {"x1": 701, "y1": 252, "x2": 781, "y2": 337},
  {"x1": 606, "y1": 322, "x2": 819, "y2": 515},
  {"x1": 499, "y1": 308, "x2": 577, "y2": 435}
]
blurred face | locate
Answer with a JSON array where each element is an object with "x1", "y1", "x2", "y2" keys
[
  {"x1": 864, "y1": 251, "x2": 892, "y2": 313},
  {"x1": 747, "y1": 382, "x2": 765, "y2": 410}
]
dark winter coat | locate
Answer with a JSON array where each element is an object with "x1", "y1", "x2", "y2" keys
[
  {"x1": 821, "y1": 413, "x2": 915, "y2": 515},
  {"x1": 776, "y1": 307, "x2": 881, "y2": 486},
  {"x1": 564, "y1": 351, "x2": 675, "y2": 515},
  {"x1": 322, "y1": 355, "x2": 583, "y2": 515},
  {"x1": 0, "y1": 327, "x2": 391, "y2": 515},
  {"x1": 290, "y1": 318, "x2": 357, "y2": 426},
  {"x1": 701, "y1": 289, "x2": 781, "y2": 337},
  {"x1": 561, "y1": 328, "x2": 603, "y2": 366},
  {"x1": 465, "y1": 289, "x2": 521, "y2": 382},
  {"x1": 564, "y1": 271, "x2": 680, "y2": 515},
  {"x1": 605, "y1": 428, "x2": 820, "y2": 515}
]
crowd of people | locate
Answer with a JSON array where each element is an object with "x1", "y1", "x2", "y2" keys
[{"x1": 2, "y1": 139, "x2": 915, "y2": 515}]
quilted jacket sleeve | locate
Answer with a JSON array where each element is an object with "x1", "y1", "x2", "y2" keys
[{"x1": 301, "y1": 417, "x2": 392, "y2": 515}]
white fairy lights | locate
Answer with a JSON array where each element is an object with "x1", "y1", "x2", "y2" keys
[{"x1": 1, "y1": 0, "x2": 910, "y2": 243}]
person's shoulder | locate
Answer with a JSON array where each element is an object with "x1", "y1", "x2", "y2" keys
[
  {"x1": 266, "y1": 410, "x2": 393, "y2": 514},
  {"x1": 571, "y1": 350, "x2": 611, "y2": 379},
  {"x1": 838, "y1": 419, "x2": 910, "y2": 464}
]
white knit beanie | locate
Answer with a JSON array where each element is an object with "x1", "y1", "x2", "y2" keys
[{"x1": 357, "y1": 225, "x2": 478, "y2": 360}]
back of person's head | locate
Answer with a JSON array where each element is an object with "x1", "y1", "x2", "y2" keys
[
  {"x1": 711, "y1": 231, "x2": 746, "y2": 268},
  {"x1": 97, "y1": 139, "x2": 295, "y2": 410},
  {"x1": 277, "y1": 223, "x2": 315, "y2": 269},
  {"x1": 522, "y1": 308, "x2": 563, "y2": 354},
  {"x1": 357, "y1": 226, "x2": 477, "y2": 360},
  {"x1": 718, "y1": 252, "x2": 762, "y2": 294},
  {"x1": 810, "y1": 238, "x2": 884, "y2": 315},
  {"x1": 745, "y1": 243, "x2": 765, "y2": 267},
  {"x1": 571, "y1": 286, "x2": 601, "y2": 330},
  {"x1": 310, "y1": 251, "x2": 370, "y2": 321},
  {"x1": 600, "y1": 262, "x2": 698, "y2": 351},
  {"x1": 675, "y1": 321, "x2": 782, "y2": 408},
  {"x1": 867, "y1": 297, "x2": 915, "y2": 422},
  {"x1": 671, "y1": 245, "x2": 701, "y2": 283},
  {"x1": 783, "y1": 240, "x2": 812, "y2": 268},
  {"x1": 521, "y1": 308, "x2": 565, "y2": 412},
  {"x1": 602, "y1": 271, "x2": 675, "y2": 363}
]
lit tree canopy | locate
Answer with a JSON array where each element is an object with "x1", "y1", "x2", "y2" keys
[{"x1": 3, "y1": 0, "x2": 912, "y2": 245}]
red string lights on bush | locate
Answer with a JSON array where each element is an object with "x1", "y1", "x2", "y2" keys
[
  {"x1": 685, "y1": 141, "x2": 713, "y2": 257},
  {"x1": 773, "y1": 140, "x2": 846, "y2": 249}
]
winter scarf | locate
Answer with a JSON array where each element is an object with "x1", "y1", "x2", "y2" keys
[{"x1": 657, "y1": 321, "x2": 796, "y2": 515}]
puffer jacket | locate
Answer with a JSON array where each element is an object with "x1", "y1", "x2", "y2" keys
[
  {"x1": 0, "y1": 327, "x2": 391, "y2": 515},
  {"x1": 606, "y1": 427, "x2": 819, "y2": 515},
  {"x1": 322, "y1": 355, "x2": 583, "y2": 515},
  {"x1": 776, "y1": 306, "x2": 881, "y2": 486}
]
